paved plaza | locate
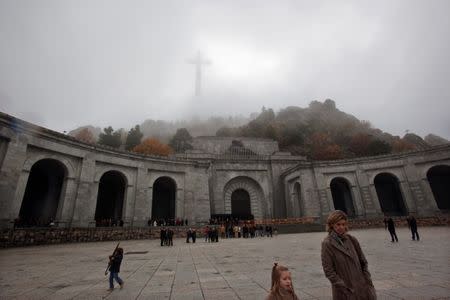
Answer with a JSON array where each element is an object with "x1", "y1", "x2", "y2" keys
[{"x1": 0, "y1": 227, "x2": 449, "y2": 300}]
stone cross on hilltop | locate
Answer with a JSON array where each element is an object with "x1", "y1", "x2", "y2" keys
[{"x1": 187, "y1": 51, "x2": 211, "y2": 97}]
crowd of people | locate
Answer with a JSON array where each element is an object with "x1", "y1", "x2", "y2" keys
[
  {"x1": 13, "y1": 216, "x2": 56, "y2": 228},
  {"x1": 159, "y1": 228, "x2": 174, "y2": 246},
  {"x1": 186, "y1": 228, "x2": 197, "y2": 243},
  {"x1": 95, "y1": 219, "x2": 124, "y2": 227},
  {"x1": 148, "y1": 218, "x2": 188, "y2": 227},
  {"x1": 207, "y1": 217, "x2": 277, "y2": 239}
]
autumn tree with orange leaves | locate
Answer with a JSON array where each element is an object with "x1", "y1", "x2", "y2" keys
[
  {"x1": 392, "y1": 139, "x2": 415, "y2": 153},
  {"x1": 132, "y1": 138, "x2": 173, "y2": 156},
  {"x1": 74, "y1": 128, "x2": 96, "y2": 144},
  {"x1": 308, "y1": 132, "x2": 343, "y2": 160}
]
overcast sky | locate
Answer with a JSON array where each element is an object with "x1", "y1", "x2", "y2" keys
[{"x1": 1, "y1": 0, "x2": 449, "y2": 139}]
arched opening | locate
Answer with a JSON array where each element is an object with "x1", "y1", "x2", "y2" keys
[
  {"x1": 19, "y1": 159, "x2": 66, "y2": 227},
  {"x1": 427, "y1": 165, "x2": 450, "y2": 210},
  {"x1": 330, "y1": 178, "x2": 356, "y2": 217},
  {"x1": 374, "y1": 173, "x2": 407, "y2": 216},
  {"x1": 95, "y1": 171, "x2": 126, "y2": 226},
  {"x1": 294, "y1": 182, "x2": 303, "y2": 217},
  {"x1": 152, "y1": 177, "x2": 176, "y2": 222},
  {"x1": 223, "y1": 176, "x2": 264, "y2": 219},
  {"x1": 231, "y1": 189, "x2": 252, "y2": 219}
]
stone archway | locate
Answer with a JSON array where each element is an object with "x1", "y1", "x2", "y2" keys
[
  {"x1": 330, "y1": 177, "x2": 355, "y2": 217},
  {"x1": 374, "y1": 173, "x2": 407, "y2": 216},
  {"x1": 95, "y1": 170, "x2": 126, "y2": 226},
  {"x1": 427, "y1": 165, "x2": 450, "y2": 210},
  {"x1": 19, "y1": 159, "x2": 67, "y2": 226},
  {"x1": 224, "y1": 176, "x2": 265, "y2": 219},
  {"x1": 152, "y1": 176, "x2": 176, "y2": 221}
]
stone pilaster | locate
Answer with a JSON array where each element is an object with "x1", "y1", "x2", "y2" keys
[{"x1": 0, "y1": 135, "x2": 28, "y2": 227}]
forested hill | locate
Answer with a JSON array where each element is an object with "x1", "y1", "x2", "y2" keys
[
  {"x1": 68, "y1": 99, "x2": 448, "y2": 160},
  {"x1": 215, "y1": 99, "x2": 448, "y2": 160}
]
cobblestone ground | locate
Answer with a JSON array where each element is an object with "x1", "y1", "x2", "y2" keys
[{"x1": 0, "y1": 227, "x2": 449, "y2": 300}]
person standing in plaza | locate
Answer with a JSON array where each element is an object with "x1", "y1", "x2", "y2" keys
[
  {"x1": 385, "y1": 217, "x2": 398, "y2": 242},
  {"x1": 107, "y1": 247, "x2": 124, "y2": 291},
  {"x1": 192, "y1": 228, "x2": 197, "y2": 243},
  {"x1": 321, "y1": 210, "x2": 376, "y2": 300},
  {"x1": 167, "y1": 228, "x2": 174, "y2": 246},
  {"x1": 407, "y1": 215, "x2": 420, "y2": 241},
  {"x1": 186, "y1": 228, "x2": 192, "y2": 243},
  {"x1": 160, "y1": 227, "x2": 166, "y2": 246},
  {"x1": 266, "y1": 263, "x2": 299, "y2": 300}
]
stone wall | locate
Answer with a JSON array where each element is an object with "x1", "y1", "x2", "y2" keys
[
  {"x1": 1, "y1": 112, "x2": 449, "y2": 232},
  {"x1": 0, "y1": 226, "x2": 198, "y2": 248},
  {"x1": 282, "y1": 145, "x2": 450, "y2": 221},
  {"x1": 348, "y1": 216, "x2": 450, "y2": 229},
  {"x1": 192, "y1": 136, "x2": 279, "y2": 155},
  {"x1": 2, "y1": 217, "x2": 449, "y2": 247}
]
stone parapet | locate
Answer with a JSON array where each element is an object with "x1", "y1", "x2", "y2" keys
[
  {"x1": 0, "y1": 226, "x2": 201, "y2": 248},
  {"x1": 348, "y1": 215, "x2": 450, "y2": 229}
]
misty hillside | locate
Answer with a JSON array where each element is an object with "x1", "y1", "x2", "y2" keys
[
  {"x1": 68, "y1": 115, "x2": 252, "y2": 144},
  {"x1": 215, "y1": 99, "x2": 449, "y2": 159},
  {"x1": 68, "y1": 99, "x2": 448, "y2": 160}
]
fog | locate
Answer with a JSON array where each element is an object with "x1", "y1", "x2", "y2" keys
[{"x1": 0, "y1": 0, "x2": 449, "y2": 139}]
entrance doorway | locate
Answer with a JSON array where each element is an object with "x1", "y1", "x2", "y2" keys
[
  {"x1": 427, "y1": 165, "x2": 450, "y2": 210},
  {"x1": 374, "y1": 173, "x2": 407, "y2": 216},
  {"x1": 231, "y1": 189, "x2": 252, "y2": 219},
  {"x1": 19, "y1": 159, "x2": 66, "y2": 227},
  {"x1": 152, "y1": 177, "x2": 176, "y2": 221},
  {"x1": 330, "y1": 178, "x2": 355, "y2": 217},
  {"x1": 95, "y1": 171, "x2": 126, "y2": 226}
]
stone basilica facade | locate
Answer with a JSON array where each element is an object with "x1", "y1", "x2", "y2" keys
[{"x1": 0, "y1": 112, "x2": 449, "y2": 228}]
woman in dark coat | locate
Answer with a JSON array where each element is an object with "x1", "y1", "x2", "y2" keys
[{"x1": 321, "y1": 210, "x2": 376, "y2": 300}]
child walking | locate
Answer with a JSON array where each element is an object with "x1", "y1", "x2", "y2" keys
[
  {"x1": 266, "y1": 263, "x2": 299, "y2": 300},
  {"x1": 107, "y1": 247, "x2": 124, "y2": 291}
]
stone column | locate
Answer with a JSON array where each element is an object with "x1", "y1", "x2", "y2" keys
[
  {"x1": 356, "y1": 168, "x2": 382, "y2": 217},
  {"x1": 184, "y1": 191, "x2": 194, "y2": 223},
  {"x1": 10, "y1": 170, "x2": 30, "y2": 222},
  {"x1": 176, "y1": 187, "x2": 185, "y2": 219},
  {"x1": 123, "y1": 184, "x2": 135, "y2": 227},
  {"x1": 148, "y1": 187, "x2": 153, "y2": 220},
  {"x1": 313, "y1": 168, "x2": 331, "y2": 220},
  {"x1": 284, "y1": 181, "x2": 293, "y2": 217},
  {"x1": 0, "y1": 135, "x2": 28, "y2": 227},
  {"x1": 132, "y1": 167, "x2": 151, "y2": 227},
  {"x1": 71, "y1": 156, "x2": 96, "y2": 227},
  {"x1": 418, "y1": 178, "x2": 440, "y2": 215},
  {"x1": 399, "y1": 180, "x2": 416, "y2": 214},
  {"x1": 57, "y1": 177, "x2": 78, "y2": 227},
  {"x1": 367, "y1": 184, "x2": 383, "y2": 215},
  {"x1": 403, "y1": 162, "x2": 439, "y2": 216},
  {"x1": 326, "y1": 187, "x2": 335, "y2": 211},
  {"x1": 350, "y1": 185, "x2": 364, "y2": 218}
]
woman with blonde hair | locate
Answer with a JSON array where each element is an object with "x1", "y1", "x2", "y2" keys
[
  {"x1": 266, "y1": 263, "x2": 299, "y2": 300},
  {"x1": 321, "y1": 210, "x2": 376, "y2": 300}
]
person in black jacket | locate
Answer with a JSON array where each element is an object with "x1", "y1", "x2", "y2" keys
[
  {"x1": 160, "y1": 228, "x2": 167, "y2": 246},
  {"x1": 167, "y1": 228, "x2": 174, "y2": 246},
  {"x1": 385, "y1": 217, "x2": 398, "y2": 242},
  {"x1": 407, "y1": 216, "x2": 420, "y2": 241},
  {"x1": 108, "y1": 248, "x2": 124, "y2": 291}
]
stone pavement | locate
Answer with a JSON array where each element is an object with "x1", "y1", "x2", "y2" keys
[{"x1": 0, "y1": 227, "x2": 449, "y2": 300}]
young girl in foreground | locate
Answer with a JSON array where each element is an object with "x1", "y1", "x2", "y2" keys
[{"x1": 266, "y1": 263, "x2": 299, "y2": 300}]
